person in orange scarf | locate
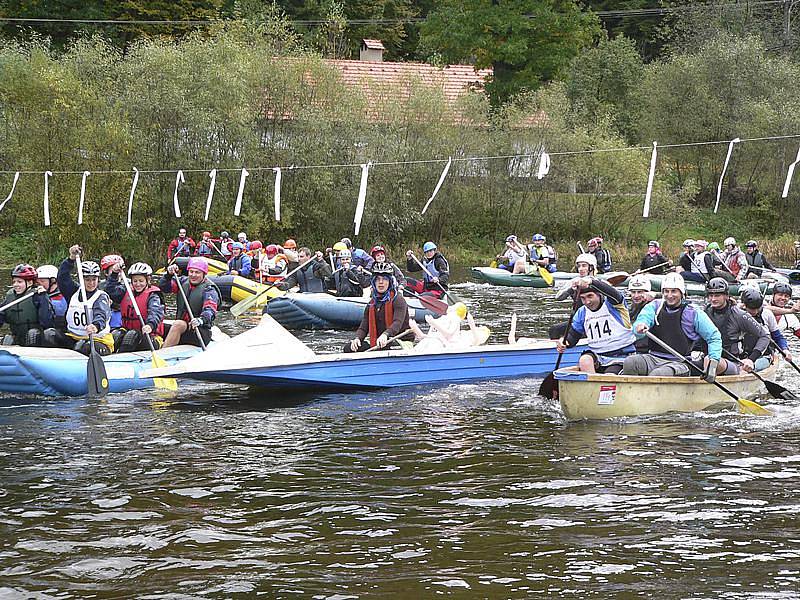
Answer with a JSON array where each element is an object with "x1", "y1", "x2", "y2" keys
[{"x1": 346, "y1": 262, "x2": 410, "y2": 352}]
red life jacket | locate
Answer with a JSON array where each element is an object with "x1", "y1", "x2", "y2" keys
[
  {"x1": 726, "y1": 250, "x2": 743, "y2": 277},
  {"x1": 368, "y1": 291, "x2": 395, "y2": 346},
  {"x1": 120, "y1": 285, "x2": 165, "y2": 336}
]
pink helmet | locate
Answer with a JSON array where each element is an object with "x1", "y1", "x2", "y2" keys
[{"x1": 186, "y1": 257, "x2": 209, "y2": 274}]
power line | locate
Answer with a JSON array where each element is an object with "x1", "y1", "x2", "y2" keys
[{"x1": 0, "y1": 1, "x2": 789, "y2": 28}]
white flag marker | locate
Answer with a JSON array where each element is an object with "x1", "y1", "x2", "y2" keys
[
  {"x1": 273, "y1": 167, "x2": 282, "y2": 221},
  {"x1": 422, "y1": 157, "x2": 452, "y2": 215},
  {"x1": 173, "y1": 170, "x2": 184, "y2": 218},
  {"x1": 205, "y1": 169, "x2": 217, "y2": 221},
  {"x1": 782, "y1": 145, "x2": 800, "y2": 198},
  {"x1": 127, "y1": 168, "x2": 139, "y2": 228},
  {"x1": 0, "y1": 172, "x2": 20, "y2": 213},
  {"x1": 536, "y1": 151, "x2": 551, "y2": 179},
  {"x1": 233, "y1": 168, "x2": 249, "y2": 216},
  {"x1": 643, "y1": 142, "x2": 658, "y2": 218},
  {"x1": 714, "y1": 137, "x2": 740, "y2": 213},
  {"x1": 78, "y1": 171, "x2": 90, "y2": 225},
  {"x1": 354, "y1": 163, "x2": 370, "y2": 235},
  {"x1": 44, "y1": 171, "x2": 52, "y2": 226}
]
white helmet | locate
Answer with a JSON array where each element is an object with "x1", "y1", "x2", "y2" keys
[
  {"x1": 237, "y1": 232, "x2": 247, "y2": 241},
  {"x1": 661, "y1": 272, "x2": 686, "y2": 295},
  {"x1": 81, "y1": 261, "x2": 101, "y2": 277},
  {"x1": 575, "y1": 253, "x2": 597, "y2": 269},
  {"x1": 338, "y1": 249, "x2": 352, "y2": 259},
  {"x1": 128, "y1": 262, "x2": 153, "y2": 276},
  {"x1": 723, "y1": 237, "x2": 736, "y2": 247},
  {"x1": 36, "y1": 264, "x2": 58, "y2": 279},
  {"x1": 628, "y1": 275, "x2": 652, "y2": 292}
]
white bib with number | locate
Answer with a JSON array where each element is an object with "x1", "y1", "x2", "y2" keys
[
  {"x1": 582, "y1": 300, "x2": 635, "y2": 353},
  {"x1": 66, "y1": 290, "x2": 110, "y2": 337}
]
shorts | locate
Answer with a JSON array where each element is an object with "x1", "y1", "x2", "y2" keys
[{"x1": 582, "y1": 350, "x2": 628, "y2": 374}]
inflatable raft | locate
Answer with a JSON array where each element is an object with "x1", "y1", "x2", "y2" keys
[
  {"x1": 471, "y1": 267, "x2": 630, "y2": 288},
  {"x1": 210, "y1": 275, "x2": 285, "y2": 306},
  {"x1": 265, "y1": 292, "x2": 438, "y2": 330}
]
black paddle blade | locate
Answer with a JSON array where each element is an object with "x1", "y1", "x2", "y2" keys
[
  {"x1": 538, "y1": 372, "x2": 558, "y2": 399},
  {"x1": 87, "y1": 351, "x2": 109, "y2": 398},
  {"x1": 764, "y1": 378, "x2": 798, "y2": 401}
]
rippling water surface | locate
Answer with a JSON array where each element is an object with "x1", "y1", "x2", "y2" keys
[{"x1": 2, "y1": 280, "x2": 800, "y2": 598}]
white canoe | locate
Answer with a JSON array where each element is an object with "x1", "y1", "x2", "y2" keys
[{"x1": 555, "y1": 364, "x2": 775, "y2": 420}]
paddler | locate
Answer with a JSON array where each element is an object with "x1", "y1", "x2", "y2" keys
[
  {"x1": 195, "y1": 231, "x2": 217, "y2": 258},
  {"x1": 744, "y1": 240, "x2": 774, "y2": 278},
  {"x1": 326, "y1": 249, "x2": 369, "y2": 297},
  {"x1": 497, "y1": 235, "x2": 526, "y2": 271},
  {"x1": 37, "y1": 264, "x2": 67, "y2": 331},
  {"x1": 167, "y1": 226, "x2": 195, "y2": 261},
  {"x1": 739, "y1": 286, "x2": 790, "y2": 368},
  {"x1": 639, "y1": 240, "x2": 670, "y2": 275},
  {"x1": 675, "y1": 239, "x2": 695, "y2": 274},
  {"x1": 622, "y1": 273, "x2": 722, "y2": 379},
  {"x1": 702, "y1": 277, "x2": 770, "y2": 375},
  {"x1": 555, "y1": 276, "x2": 636, "y2": 374},
  {"x1": 627, "y1": 275, "x2": 655, "y2": 352},
  {"x1": 341, "y1": 237, "x2": 374, "y2": 270},
  {"x1": 283, "y1": 239, "x2": 299, "y2": 271},
  {"x1": 346, "y1": 262, "x2": 410, "y2": 352},
  {"x1": 0, "y1": 264, "x2": 54, "y2": 347},
  {"x1": 43, "y1": 245, "x2": 115, "y2": 355},
  {"x1": 277, "y1": 247, "x2": 332, "y2": 292},
  {"x1": 218, "y1": 231, "x2": 233, "y2": 258},
  {"x1": 767, "y1": 282, "x2": 800, "y2": 338},
  {"x1": 370, "y1": 245, "x2": 405, "y2": 288},
  {"x1": 586, "y1": 236, "x2": 612, "y2": 274},
  {"x1": 237, "y1": 232, "x2": 251, "y2": 251},
  {"x1": 106, "y1": 262, "x2": 166, "y2": 352},
  {"x1": 160, "y1": 257, "x2": 220, "y2": 348},
  {"x1": 681, "y1": 239, "x2": 714, "y2": 283},
  {"x1": 549, "y1": 253, "x2": 598, "y2": 339},
  {"x1": 721, "y1": 237, "x2": 749, "y2": 281},
  {"x1": 259, "y1": 244, "x2": 288, "y2": 282},
  {"x1": 405, "y1": 241, "x2": 450, "y2": 298},
  {"x1": 515, "y1": 233, "x2": 555, "y2": 274},
  {"x1": 226, "y1": 242, "x2": 252, "y2": 278},
  {"x1": 100, "y1": 254, "x2": 125, "y2": 347}
]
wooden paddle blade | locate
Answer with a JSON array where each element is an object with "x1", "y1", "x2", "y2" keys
[
  {"x1": 736, "y1": 398, "x2": 772, "y2": 416},
  {"x1": 87, "y1": 352, "x2": 109, "y2": 398},
  {"x1": 538, "y1": 267, "x2": 554, "y2": 286},
  {"x1": 151, "y1": 353, "x2": 178, "y2": 391},
  {"x1": 538, "y1": 372, "x2": 557, "y2": 399},
  {"x1": 418, "y1": 295, "x2": 448, "y2": 315},
  {"x1": 230, "y1": 292, "x2": 265, "y2": 317},
  {"x1": 605, "y1": 273, "x2": 629, "y2": 286}
]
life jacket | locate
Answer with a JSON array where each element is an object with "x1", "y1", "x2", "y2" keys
[
  {"x1": 296, "y1": 261, "x2": 325, "y2": 293},
  {"x1": 196, "y1": 241, "x2": 215, "y2": 257},
  {"x1": 227, "y1": 254, "x2": 249, "y2": 276},
  {"x1": 172, "y1": 238, "x2": 192, "y2": 257},
  {"x1": 260, "y1": 254, "x2": 288, "y2": 282},
  {"x1": 423, "y1": 254, "x2": 449, "y2": 284},
  {"x1": 49, "y1": 290, "x2": 67, "y2": 328},
  {"x1": 175, "y1": 278, "x2": 219, "y2": 327},
  {"x1": 725, "y1": 249, "x2": 744, "y2": 277},
  {"x1": 580, "y1": 298, "x2": 635, "y2": 354},
  {"x1": 705, "y1": 302, "x2": 739, "y2": 356},
  {"x1": 334, "y1": 269, "x2": 364, "y2": 297},
  {"x1": 66, "y1": 288, "x2": 111, "y2": 337},
  {"x1": 219, "y1": 239, "x2": 233, "y2": 257},
  {"x1": 369, "y1": 291, "x2": 395, "y2": 346},
  {"x1": 119, "y1": 285, "x2": 165, "y2": 336},
  {"x1": 691, "y1": 251, "x2": 709, "y2": 274},
  {"x1": 3, "y1": 288, "x2": 41, "y2": 340},
  {"x1": 746, "y1": 251, "x2": 765, "y2": 268},
  {"x1": 648, "y1": 300, "x2": 691, "y2": 358}
]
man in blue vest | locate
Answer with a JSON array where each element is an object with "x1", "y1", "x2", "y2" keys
[{"x1": 226, "y1": 242, "x2": 252, "y2": 278}]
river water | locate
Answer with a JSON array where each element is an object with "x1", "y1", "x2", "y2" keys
[{"x1": 1, "y1": 280, "x2": 800, "y2": 598}]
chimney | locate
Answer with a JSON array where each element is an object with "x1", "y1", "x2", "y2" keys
[{"x1": 360, "y1": 39, "x2": 385, "y2": 62}]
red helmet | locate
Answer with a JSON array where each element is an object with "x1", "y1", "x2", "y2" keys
[
  {"x1": 265, "y1": 244, "x2": 279, "y2": 257},
  {"x1": 370, "y1": 245, "x2": 386, "y2": 257},
  {"x1": 249, "y1": 240, "x2": 263, "y2": 251},
  {"x1": 100, "y1": 254, "x2": 124, "y2": 271},
  {"x1": 12, "y1": 264, "x2": 37, "y2": 281}
]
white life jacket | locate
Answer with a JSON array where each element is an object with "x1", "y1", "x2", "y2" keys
[
  {"x1": 66, "y1": 289, "x2": 111, "y2": 337},
  {"x1": 691, "y1": 251, "x2": 709, "y2": 274},
  {"x1": 581, "y1": 299, "x2": 636, "y2": 354}
]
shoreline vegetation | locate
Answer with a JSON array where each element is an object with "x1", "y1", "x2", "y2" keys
[{"x1": 1, "y1": 7, "x2": 800, "y2": 269}]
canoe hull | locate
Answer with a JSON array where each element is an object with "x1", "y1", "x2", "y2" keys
[
  {"x1": 556, "y1": 366, "x2": 773, "y2": 420},
  {"x1": 471, "y1": 267, "x2": 630, "y2": 288},
  {"x1": 0, "y1": 345, "x2": 202, "y2": 397}
]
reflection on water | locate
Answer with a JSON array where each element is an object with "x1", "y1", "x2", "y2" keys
[{"x1": 1, "y1": 283, "x2": 799, "y2": 597}]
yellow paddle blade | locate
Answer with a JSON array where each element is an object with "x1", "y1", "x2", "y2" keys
[
  {"x1": 151, "y1": 352, "x2": 178, "y2": 391},
  {"x1": 538, "y1": 267, "x2": 554, "y2": 286},
  {"x1": 737, "y1": 398, "x2": 772, "y2": 416}
]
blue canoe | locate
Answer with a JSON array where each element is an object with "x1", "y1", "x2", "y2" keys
[
  {"x1": 144, "y1": 315, "x2": 584, "y2": 393},
  {"x1": 265, "y1": 292, "x2": 437, "y2": 330},
  {"x1": 0, "y1": 345, "x2": 203, "y2": 397}
]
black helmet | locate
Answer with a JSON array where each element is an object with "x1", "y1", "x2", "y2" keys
[
  {"x1": 371, "y1": 262, "x2": 394, "y2": 276},
  {"x1": 705, "y1": 277, "x2": 729, "y2": 294},
  {"x1": 741, "y1": 287, "x2": 763, "y2": 309},
  {"x1": 772, "y1": 282, "x2": 792, "y2": 296},
  {"x1": 341, "y1": 237, "x2": 353, "y2": 249}
]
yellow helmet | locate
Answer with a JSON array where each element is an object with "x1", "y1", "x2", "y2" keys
[
  {"x1": 453, "y1": 302, "x2": 468, "y2": 320},
  {"x1": 332, "y1": 241, "x2": 347, "y2": 252}
]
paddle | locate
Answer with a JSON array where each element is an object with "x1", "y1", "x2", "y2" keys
[
  {"x1": 208, "y1": 239, "x2": 228, "y2": 260},
  {"x1": 644, "y1": 330, "x2": 771, "y2": 416},
  {"x1": 120, "y1": 271, "x2": 177, "y2": 391},
  {"x1": 75, "y1": 253, "x2": 109, "y2": 398},
  {"x1": 229, "y1": 260, "x2": 309, "y2": 317},
  {"x1": 770, "y1": 340, "x2": 800, "y2": 376},
  {"x1": 408, "y1": 252, "x2": 462, "y2": 304},
  {"x1": 173, "y1": 274, "x2": 207, "y2": 350},
  {"x1": 539, "y1": 296, "x2": 581, "y2": 399},
  {"x1": 0, "y1": 290, "x2": 35, "y2": 313},
  {"x1": 167, "y1": 241, "x2": 187, "y2": 267},
  {"x1": 721, "y1": 348, "x2": 796, "y2": 401},
  {"x1": 364, "y1": 328, "x2": 412, "y2": 352},
  {"x1": 403, "y1": 288, "x2": 449, "y2": 316}
]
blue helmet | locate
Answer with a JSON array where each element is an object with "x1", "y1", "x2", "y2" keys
[
  {"x1": 422, "y1": 241, "x2": 437, "y2": 252},
  {"x1": 532, "y1": 233, "x2": 545, "y2": 242},
  {"x1": 231, "y1": 242, "x2": 244, "y2": 251}
]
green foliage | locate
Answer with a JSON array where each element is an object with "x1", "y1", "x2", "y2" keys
[{"x1": 419, "y1": 0, "x2": 600, "y2": 105}]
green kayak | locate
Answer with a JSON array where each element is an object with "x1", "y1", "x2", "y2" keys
[{"x1": 471, "y1": 267, "x2": 631, "y2": 289}]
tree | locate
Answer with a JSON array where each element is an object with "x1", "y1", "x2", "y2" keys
[{"x1": 419, "y1": 0, "x2": 600, "y2": 106}]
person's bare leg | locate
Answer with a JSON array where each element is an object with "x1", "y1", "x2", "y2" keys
[{"x1": 163, "y1": 321, "x2": 188, "y2": 348}]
